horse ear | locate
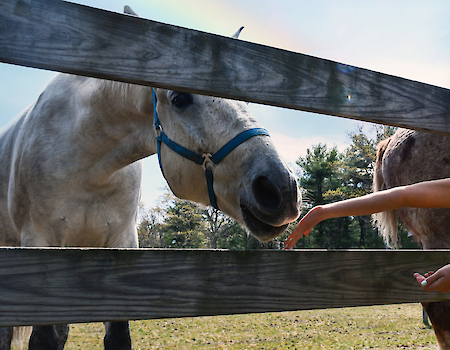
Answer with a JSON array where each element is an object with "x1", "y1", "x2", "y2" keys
[
  {"x1": 124, "y1": 5, "x2": 139, "y2": 17},
  {"x1": 232, "y1": 26, "x2": 244, "y2": 39},
  {"x1": 231, "y1": 27, "x2": 248, "y2": 104}
]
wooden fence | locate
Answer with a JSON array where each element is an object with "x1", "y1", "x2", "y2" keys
[
  {"x1": 1, "y1": 248, "x2": 450, "y2": 327},
  {"x1": 1, "y1": 0, "x2": 450, "y2": 327}
]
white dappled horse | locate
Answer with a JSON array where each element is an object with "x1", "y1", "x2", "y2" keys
[{"x1": 0, "y1": 16, "x2": 300, "y2": 350}]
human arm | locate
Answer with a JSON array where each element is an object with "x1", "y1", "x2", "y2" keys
[
  {"x1": 284, "y1": 178, "x2": 450, "y2": 250},
  {"x1": 414, "y1": 264, "x2": 450, "y2": 293}
]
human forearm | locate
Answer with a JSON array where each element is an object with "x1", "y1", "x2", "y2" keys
[
  {"x1": 318, "y1": 188, "x2": 404, "y2": 218},
  {"x1": 314, "y1": 178, "x2": 450, "y2": 219},
  {"x1": 284, "y1": 178, "x2": 450, "y2": 249}
]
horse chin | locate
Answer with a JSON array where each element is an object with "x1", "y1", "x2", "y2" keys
[{"x1": 240, "y1": 205, "x2": 289, "y2": 242}]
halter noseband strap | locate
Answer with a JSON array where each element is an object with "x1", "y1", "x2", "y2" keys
[{"x1": 152, "y1": 88, "x2": 270, "y2": 210}]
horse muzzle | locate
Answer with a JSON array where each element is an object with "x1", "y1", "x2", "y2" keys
[{"x1": 240, "y1": 173, "x2": 301, "y2": 242}]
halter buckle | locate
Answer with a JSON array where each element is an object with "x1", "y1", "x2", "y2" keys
[
  {"x1": 155, "y1": 124, "x2": 163, "y2": 138},
  {"x1": 202, "y1": 153, "x2": 214, "y2": 171}
]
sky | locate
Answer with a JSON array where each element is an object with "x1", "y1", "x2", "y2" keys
[{"x1": 1, "y1": 1, "x2": 450, "y2": 208}]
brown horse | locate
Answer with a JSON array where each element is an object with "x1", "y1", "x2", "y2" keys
[{"x1": 373, "y1": 128, "x2": 450, "y2": 349}]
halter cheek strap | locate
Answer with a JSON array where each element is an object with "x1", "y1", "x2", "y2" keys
[{"x1": 152, "y1": 88, "x2": 269, "y2": 210}]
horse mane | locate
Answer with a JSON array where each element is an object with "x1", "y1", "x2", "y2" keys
[
  {"x1": 98, "y1": 79, "x2": 141, "y2": 98},
  {"x1": 372, "y1": 137, "x2": 399, "y2": 248}
]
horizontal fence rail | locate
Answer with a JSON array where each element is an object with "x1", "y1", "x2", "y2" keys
[
  {"x1": 1, "y1": 0, "x2": 450, "y2": 134},
  {"x1": 0, "y1": 247, "x2": 449, "y2": 327}
]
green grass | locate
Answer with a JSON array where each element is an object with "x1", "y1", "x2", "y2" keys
[{"x1": 63, "y1": 303, "x2": 436, "y2": 349}]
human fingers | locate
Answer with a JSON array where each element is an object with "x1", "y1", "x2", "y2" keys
[
  {"x1": 414, "y1": 272, "x2": 424, "y2": 280},
  {"x1": 414, "y1": 272, "x2": 439, "y2": 289},
  {"x1": 284, "y1": 232, "x2": 300, "y2": 250},
  {"x1": 284, "y1": 228, "x2": 312, "y2": 250},
  {"x1": 422, "y1": 266, "x2": 450, "y2": 293},
  {"x1": 414, "y1": 273, "x2": 427, "y2": 287},
  {"x1": 284, "y1": 207, "x2": 322, "y2": 249},
  {"x1": 419, "y1": 270, "x2": 450, "y2": 293},
  {"x1": 416, "y1": 271, "x2": 437, "y2": 288},
  {"x1": 424, "y1": 271, "x2": 441, "y2": 285}
]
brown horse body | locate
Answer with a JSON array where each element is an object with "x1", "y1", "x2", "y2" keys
[{"x1": 374, "y1": 128, "x2": 450, "y2": 349}]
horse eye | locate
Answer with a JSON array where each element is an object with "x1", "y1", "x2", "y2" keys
[{"x1": 171, "y1": 92, "x2": 193, "y2": 109}]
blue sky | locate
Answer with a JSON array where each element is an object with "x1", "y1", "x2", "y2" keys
[{"x1": 1, "y1": 1, "x2": 450, "y2": 208}]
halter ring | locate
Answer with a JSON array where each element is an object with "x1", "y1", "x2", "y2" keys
[{"x1": 201, "y1": 153, "x2": 214, "y2": 171}]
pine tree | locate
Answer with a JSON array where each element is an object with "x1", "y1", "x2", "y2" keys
[{"x1": 296, "y1": 143, "x2": 345, "y2": 248}]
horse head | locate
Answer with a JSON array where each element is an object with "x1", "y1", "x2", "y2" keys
[
  {"x1": 152, "y1": 88, "x2": 301, "y2": 241},
  {"x1": 124, "y1": 6, "x2": 300, "y2": 240}
]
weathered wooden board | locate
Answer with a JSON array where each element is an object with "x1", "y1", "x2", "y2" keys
[
  {"x1": 0, "y1": 247, "x2": 448, "y2": 327},
  {"x1": 1, "y1": 0, "x2": 450, "y2": 134}
]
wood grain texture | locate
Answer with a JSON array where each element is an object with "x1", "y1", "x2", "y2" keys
[
  {"x1": 1, "y1": 0, "x2": 450, "y2": 134},
  {"x1": 0, "y1": 247, "x2": 449, "y2": 327}
]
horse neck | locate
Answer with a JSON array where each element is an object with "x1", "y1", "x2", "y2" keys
[{"x1": 70, "y1": 77, "x2": 158, "y2": 183}]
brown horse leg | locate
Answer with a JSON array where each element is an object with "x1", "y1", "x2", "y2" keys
[
  {"x1": 104, "y1": 321, "x2": 132, "y2": 350},
  {"x1": 28, "y1": 325, "x2": 59, "y2": 350},
  {"x1": 55, "y1": 324, "x2": 69, "y2": 350},
  {"x1": 422, "y1": 301, "x2": 450, "y2": 349}
]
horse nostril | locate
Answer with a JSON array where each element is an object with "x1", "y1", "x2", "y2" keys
[{"x1": 252, "y1": 176, "x2": 281, "y2": 213}]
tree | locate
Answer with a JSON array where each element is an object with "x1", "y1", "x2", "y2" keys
[
  {"x1": 340, "y1": 127, "x2": 381, "y2": 247},
  {"x1": 137, "y1": 202, "x2": 166, "y2": 248},
  {"x1": 292, "y1": 125, "x2": 419, "y2": 249},
  {"x1": 137, "y1": 186, "x2": 282, "y2": 250},
  {"x1": 137, "y1": 209, "x2": 164, "y2": 248},
  {"x1": 137, "y1": 188, "x2": 258, "y2": 249},
  {"x1": 137, "y1": 190, "x2": 206, "y2": 248},
  {"x1": 160, "y1": 198, "x2": 206, "y2": 248},
  {"x1": 296, "y1": 143, "x2": 347, "y2": 248},
  {"x1": 293, "y1": 127, "x2": 401, "y2": 249},
  {"x1": 201, "y1": 207, "x2": 241, "y2": 249},
  {"x1": 297, "y1": 143, "x2": 341, "y2": 206},
  {"x1": 373, "y1": 124, "x2": 397, "y2": 143}
]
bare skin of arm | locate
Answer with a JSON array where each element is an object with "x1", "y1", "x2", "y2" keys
[{"x1": 284, "y1": 178, "x2": 450, "y2": 249}]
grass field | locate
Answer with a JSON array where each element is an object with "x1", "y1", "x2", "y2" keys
[{"x1": 59, "y1": 303, "x2": 438, "y2": 349}]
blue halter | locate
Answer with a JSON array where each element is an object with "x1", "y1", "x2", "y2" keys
[{"x1": 152, "y1": 88, "x2": 270, "y2": 209}]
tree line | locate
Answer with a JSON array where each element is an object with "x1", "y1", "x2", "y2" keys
[{"x1": 138, "y1": 125, "x2": 419, "y2": 250}]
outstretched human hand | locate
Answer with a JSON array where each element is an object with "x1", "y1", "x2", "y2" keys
[
  {"x1": 284, "y1": 206, "x2": 323, "y2": 249},
  {"x1": 414, "y1": 264, "x2": 450, "y2": 293}
]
